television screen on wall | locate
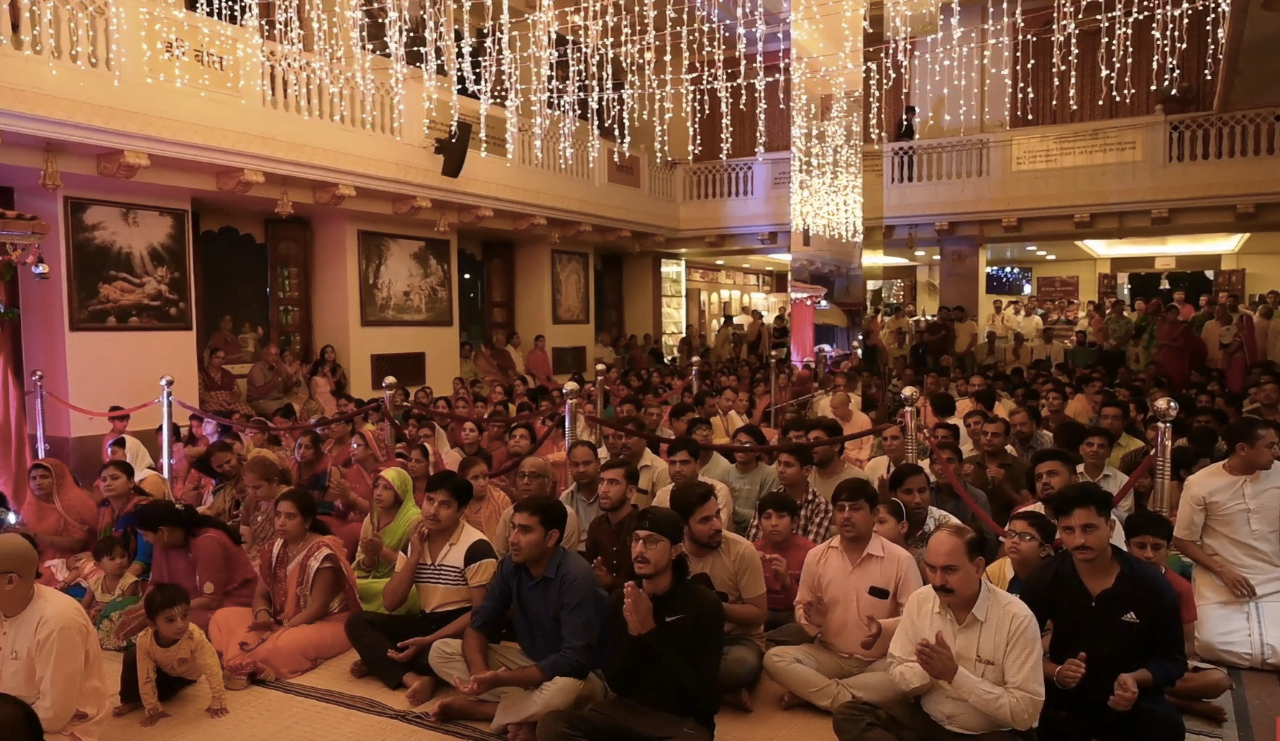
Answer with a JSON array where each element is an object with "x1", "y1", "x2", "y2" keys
[{"x1": 986, "y1": 266, "x2": 1033, "y2": 296}]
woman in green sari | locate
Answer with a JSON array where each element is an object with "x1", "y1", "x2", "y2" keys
[{"x1": 354, "y1": 468, "x2": 421, "y2": 613}]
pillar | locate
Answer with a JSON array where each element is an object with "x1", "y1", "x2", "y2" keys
[{"x1": 939, "y1": 238, "x2": 981, "y2": 314}]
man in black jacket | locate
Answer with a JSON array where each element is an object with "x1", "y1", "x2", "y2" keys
[
  {"x1": 536, "y1": 507, "x2": 724, "y2": 741},
  {"x1": 1020, "y1": 482, "x2": 1186, "y2": 741}
]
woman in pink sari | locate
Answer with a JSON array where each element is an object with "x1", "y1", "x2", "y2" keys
[
  {"x1": 1219, "y1": 306, "x2": 1255, "y2": 394},
  {"x1": 198, "y1": 347, "x2": 255, "y2": 417},
  {"x1": 210, "y1": 488, "x2": 359, "y2": 686},
  {"x1": 1153, "y1": 302, "x2": 1199, "y2": 392},
  {"x1": 15, "y1": 459, "x2": 97, "y2": 586}
]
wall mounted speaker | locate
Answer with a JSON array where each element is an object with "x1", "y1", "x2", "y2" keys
[{"x1": 435, "y1": 122, "x2": 473, "y2": 179}]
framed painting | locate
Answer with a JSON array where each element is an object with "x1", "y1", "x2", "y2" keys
[
  {"x1": 65, "y1": 197, "x2": 193, "y2": 331},
  {"x1": 551, "y1": 249, "x2": 590, "y2": 324},
  {"x1": 357, "y1": 230, "x2": 453, "y2": 326}
]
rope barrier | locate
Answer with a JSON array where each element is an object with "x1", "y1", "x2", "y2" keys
[
  {"x1": 407, "y1": 401, "x2": 562, "y2": 426},
  {"x1": 584, "y1": 414, "x2": 893, "y2": 455},
  {"x1": 43, "y1": 392, "x2": 160, "y2": 419},
  {"x1": 489, "y1": 421, "x2": 561, "y2": 478},
  {"x1": 1110, "y1": 452, "x2": 1155, "y2": 510},
  {"x1": 173, "y1": 398, "x2": 383, "y2": 434}
]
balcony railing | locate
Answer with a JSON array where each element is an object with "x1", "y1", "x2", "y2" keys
[
  {"x1": 1, "y1": 0, "x2": 114, "y2": 69},
  {"x1": 1166, "y1": 108, "x2": 1280, "y2": 164},
  {"x1": 683, "y1": 160, "x2": 757, "y2": 201},
  {"x1": 885, "y1": 138, "x2": 991, "y2": 185}
]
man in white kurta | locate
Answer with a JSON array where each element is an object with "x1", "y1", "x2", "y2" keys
[
  {"x1": 0, "y1": 533, "x2": 109, "y2": 741},
  {"x1": 1173, "y1": 423, "x2": 1280, "y2": 669}
]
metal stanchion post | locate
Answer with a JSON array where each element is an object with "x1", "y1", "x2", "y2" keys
[
  {"x1": 563, "y1": 381, "x2": 580, "y2": 444},
  {"x1": 769, "y1": 348, "x2": 786, "y2": 429},
  {"x1": 160, "y1": 375, "x2": 174, "y2": 482},
  {"x1": 594, "y1": 364, "x2": 606, "y2": 442},
  {"x1": 1150, "y1": 397, "x2": 1179, "y2": 517},
  {"x1": 901, "y1": 386, "x2": 920, "y2": 464},
  {"x1": 31, "y1": 370, "x2": 47, "y2": 459},
  {"x1": 814, "y1": 348, "x2": 825, "y2": 384},
  {"x1": 382, "y1": 376, "x2": 398, "y2": 453},
  {"x1": 690, "y1": 356, "x2": 701, "y2": 395}
]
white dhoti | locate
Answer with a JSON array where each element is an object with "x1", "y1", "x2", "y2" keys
[{"x1": 1195, "y1": 600, "x2": 1280, "y2": 670}]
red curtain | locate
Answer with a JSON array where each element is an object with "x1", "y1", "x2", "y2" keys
[
  {"x1": 789, "y1": 299, "x2": 816, "y2": 364},
  {"x1": 0, "y1": 275, "x2": 31, "y2": 511}
]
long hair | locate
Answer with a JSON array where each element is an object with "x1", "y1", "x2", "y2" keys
[
  {"x1": 98, "y1": 461, "x2": 152, "y2": 500},
  {"x1": 132, "y1": 499, "x2": 243, "y2": 545},
  {"x1": 274, "y1": 488, "x2": 331, "y2": 535}
]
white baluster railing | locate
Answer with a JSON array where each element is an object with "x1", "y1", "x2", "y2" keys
[
  {"x1": 885, "y1": 137, "x2": 991, "y2": 185},
  {"x1": 681, "y1": 160, "x2": 755, "y2": 201},
  {"x1": 1166, "y1": 107, "x2": 1280, "y2": 165}
]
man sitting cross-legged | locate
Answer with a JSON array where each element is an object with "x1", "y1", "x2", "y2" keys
[
  {"x1": 1124, "y1": 509, "x2": 1233, "y2": 723},
  {"x1": 763, "y1": 478, "x2": 922, "y2": 713},
  {"x1": 345, "y1": 471, "x2": 498, "y2": 705},
  {"x1": 832, "y1": 523, "x2": 1044, "y2": 741},
  {"x1": 537, "y1": 507, "x2": 724, "y2": 741},
  {"x1": 428, "y1": 497, "x2": 607, "y2": 741}
]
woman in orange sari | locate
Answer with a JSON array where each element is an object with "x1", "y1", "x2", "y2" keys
[
  {"x1": 210, "y1": 488, "x2": 359, "y2": 686},
  {"x1": 16, "y1": 459, "x2": 97, "y2": 587}
]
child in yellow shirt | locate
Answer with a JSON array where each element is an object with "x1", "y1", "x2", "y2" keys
[{"x1": 112, "y1": 584, "x2": 230, "y2": 726}]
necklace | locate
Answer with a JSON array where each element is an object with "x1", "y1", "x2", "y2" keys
[{"x1": 284, "y1": 533, "x2": 314, "y2": 562}]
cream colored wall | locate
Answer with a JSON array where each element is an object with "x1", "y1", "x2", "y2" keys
[
  {"x1": 311, "y1": 214, "x2": 462, "y2": 397},
  {"x1": 514, "y1": 241, "x2": 596, "y2": 377},
  {"x1": 1234, "y1": 233, "x2": 1280, "y2": 299},
  {"x1": 622, "y1": 254, "x2": 656, "y2": 338},
  {"x1": 16, "y1": 179, "x2": 198, "y2": 437}
]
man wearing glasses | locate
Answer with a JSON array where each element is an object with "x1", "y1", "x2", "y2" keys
[{"x1": 491, "y1": 457, "x2": 580, "y2": 559}]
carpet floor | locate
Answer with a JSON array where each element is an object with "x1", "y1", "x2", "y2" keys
[{"x1": 95, "y1": 649, "x2": 1277, "y2": 741}]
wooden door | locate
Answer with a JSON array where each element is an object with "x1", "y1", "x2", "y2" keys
[
  {"x1": 266, "y1": 219, "x2": 312, "y2": 362},
  {"x1": 1213, "y1": 268, "x2": 1246, "y2": 300},
  {"x1": 482, "y1": 241, "x2": 515, "y2": 341}
]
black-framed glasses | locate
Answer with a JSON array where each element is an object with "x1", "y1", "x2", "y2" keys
[
  {"x1": 630, "y1": 534, "x2": 667, "y2": 550},
  {"x1": 1001, "y1": 531, "x2": 1042, "y2": 545}
]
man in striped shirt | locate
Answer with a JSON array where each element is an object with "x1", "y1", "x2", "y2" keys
[{"x1": 344, "y1": 471, "x2": 498, "y2": 706}]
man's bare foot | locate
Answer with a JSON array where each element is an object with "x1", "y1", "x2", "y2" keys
[
  {"x1": 720, "y1": 689, "x2": 754, "y2": 712},
  {"x1": 1170, "y1": 696, "x2": 1228, "y2": 723},
  {"x1": 403, "y1": 674, "x2": 438, "y2": 707},
  {"x1": 428, "y1": 696, "x2": 495, "y2": 722},
  {"x1": 350, "y1": 659, "x2": 369, "y2": 678},
  {"x1": 506, "y1": 722, "x2": 537, "y2": 741},
  {"x1": 780, "y1": 692, "x2": 809, "y2": 710},
  {"x1": 112, "y1": 702, "x2": 142, "y2": 717}
]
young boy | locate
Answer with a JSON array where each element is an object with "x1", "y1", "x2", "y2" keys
[
  {"x1": 113, "y1": 584, "x2": 229, "y2": 726},
  {"x1": 80, "y1": 535, "x2": 141, "y2": 624},
  {"x1": 752, "y1": 491, "x2": 815, "y2": 632},
  {"x1": 984, "y1": 510, "x2": 1056, "y2": 595},
  {"x1": 1124, "y1": 509, "x2": 1233, "y2": 722},
  {"x1": 103, "y1": 405, "x2": 131, "y2": 462}
]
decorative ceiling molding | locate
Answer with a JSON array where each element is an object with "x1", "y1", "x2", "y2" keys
[
  {"x1": 96, "y1": 150, "x2": 150, "y2": 180},
  {"x1": 458, "y1": 207, "x2": 494, "y2": 224},
  {"x1": 313, "y1": 183, "x2": 357, "y2": 207},
  {"x1": 392, "y1": 196, "x2": 432, "y2": 217},
  {"x1": 515, "y1": 214, "x2": 548, "y2": 230},
  {"x1": 215, "y1": 168, "x2": 265, "y2": 194}
]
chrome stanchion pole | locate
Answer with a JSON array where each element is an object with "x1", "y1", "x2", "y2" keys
[
  {"x1": 563, "y1": 381, "x2": 580, "y2": 445},
  {"x1": 31, "y1": 370, "x2": 47, "y2": 459},
  {"x1": 382, "y1": 376, "x2": 398, "y2": 453},
  {"x1": 594, "y1": 364, "x2": 606, "y2": 442},
  {"x1": 901, "y1": 386, "x2": 921, "y2": 464},
  {"x1": 160, "y1": 375, "x2": 174, "y2": 482},
  {"x1": 690, "y1": 356, "x2": 701, "y2": 395},
  {"x1": 1150, "y1": 397, "x2": 1179, "y2": 517}
]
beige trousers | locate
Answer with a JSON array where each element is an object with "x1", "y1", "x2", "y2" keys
[
  {"x1": 763, "y1": 642, "x2": 903, "y2": 711},
  {"x1": 428, "y1": 639, "x2": 604, "y2": 730}
]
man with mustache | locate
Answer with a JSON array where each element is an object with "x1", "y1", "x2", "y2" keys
[
  {"x1": 491, "y1": 457, "x2": 581, "y2": 559},
  {"x1": 1012, "y1": 449, "x2": 1127, "y2": 550},
  {"x1": 764, "y1": 478, "x2": 922, "y2": 714},
  {"x1": 1020, "y1": 483, "x2": 1186, "y2": 741},
  {"x1": 538, "y1": 507, "x2": 724, "y2": 741},
  {"x1": 832, "y1": 523, "x2": 1044, "y2": 741},
  {"x1": 669, "y1": 480, "x2": 768, "y2": 712}
]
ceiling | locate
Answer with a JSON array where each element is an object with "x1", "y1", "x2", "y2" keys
[{"x1": 1215, "y1": 0, "x2": 1280, "y2": 111}]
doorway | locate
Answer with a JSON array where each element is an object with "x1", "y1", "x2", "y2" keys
[{"x1": 458, "y1": 249, "x2": 485, "y2": 344}]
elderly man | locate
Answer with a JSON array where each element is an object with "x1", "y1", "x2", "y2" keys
[
  {"x1": 492, "y1": 457, "x2": 581, "y2": 558},
  {"x1": 831, "y1": 392, "x2": 874, "y2": 468},
  {"x1": 833, "y1": 523, "x2": 1044, "y2": 741},
  {"x1": 246, "y1": 343, "x2": 292, "y2": 415},
  {"x1": 0, "y1": 533, "x2": 109, "y2": 741}
]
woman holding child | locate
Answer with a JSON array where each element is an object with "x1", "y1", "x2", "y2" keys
[
  {"x1": 210, "y1": 488, "x2": 360, "y2": 685},
  {"x1": 16, "y1": 458, "x2": 96, "y2": 587}
]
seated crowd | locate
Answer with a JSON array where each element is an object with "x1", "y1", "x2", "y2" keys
[{"x1": 3, "y1": 310, "x2": 1280, "y2": 741}]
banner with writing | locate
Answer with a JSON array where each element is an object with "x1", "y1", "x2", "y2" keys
[
  {"x1": 141, "y1": 10, "x2": 244, "y2": 95},
  {"x1": 1037, "y1": 275, "x2": 1080, "y2": 301},
  {"x1": 1011, "y1": 128, "x2": 1143, "y2": 171},
  {"x1": 606, "y1": 152, "x2": 642, "y2": 188}
]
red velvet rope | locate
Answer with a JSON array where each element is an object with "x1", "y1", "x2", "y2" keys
[
  {"x1": 173, "y1": 398, "x2": 382, "y2": 433},
  {"x1": 584, "y1": 414, "x2": 893, "y2": 454},
  {"x1": 407, "y1": 401, "x2": 561, "y2": 425},
  {"x1": 44, "y1": 392, "x2": 160, "y2": 418},
  {"x1": 1109, "y1": 453, "x2": 1155, "y2": 509},
  {"x1": 922, "y1": 437, "x2": 1008, "y2": 538},
  {"x1": 490, "y1": 422, "x2": 562, "y2": 478}
]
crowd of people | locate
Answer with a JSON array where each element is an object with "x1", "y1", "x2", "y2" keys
[{"x1": 2, "y1": 292, "x2": 1279, "y2": 741}]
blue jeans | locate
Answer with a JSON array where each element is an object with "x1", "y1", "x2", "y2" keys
[{"x1": 720, "y1": 635, "x2": 763, "y2": 692}]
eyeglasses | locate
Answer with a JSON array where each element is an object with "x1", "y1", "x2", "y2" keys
[
  {"x1": 630, "y1": 534, "x2": 668, "y2": 550},
  {"x1": 1001, "y1": 531, "x2": 1042, "y2": 545},
  {"x1": 515, "y1": 472, "x2": 548, "y2": 481}
]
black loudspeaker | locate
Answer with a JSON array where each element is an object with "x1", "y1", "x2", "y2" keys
[{"x1": 435, "y1": 122, "x2": 473, "y2": 179}]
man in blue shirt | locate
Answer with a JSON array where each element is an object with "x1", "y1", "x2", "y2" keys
[{"x1": 429, "y1": 496, "x2": 607, "y2": 741}]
